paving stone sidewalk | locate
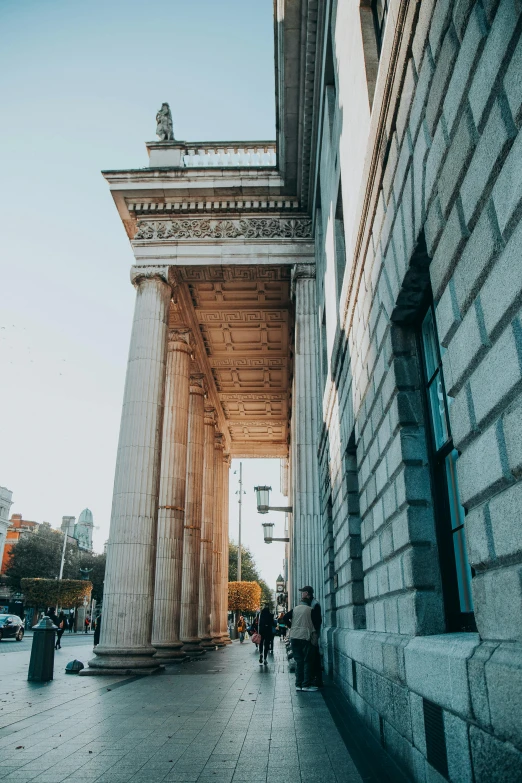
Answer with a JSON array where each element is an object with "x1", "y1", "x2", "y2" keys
[{"x1": 0, "y1": 638, "x2": 363, "y2": 783}]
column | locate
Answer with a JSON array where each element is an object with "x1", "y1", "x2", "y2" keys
[
  {"x1": 210, "y1": 433, "x2": 225, "y2": 645},
  {"x1": 197, "y1": 407, "x2": 216, "y2": 649},
  {"x1": 291, "y1": 263, "x2": 323, "y2": 607},
  {"x1": 220, "y1": 453, "x2": 232, "y2": 644},
  {"x1": 87, "y1": 267, "x2": 171, "y2": 672},
  {"x1": 179, "y1": 374, "x2": 206, "y2": 655},
  {"x1": 151, "y1": 329, "x2": 192, "y2": 662}
]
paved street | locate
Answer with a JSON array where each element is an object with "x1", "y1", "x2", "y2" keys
[
  {"x1": 0, "y1": 632, "x2": 94, "y2": 655},
  {"x1": 0, "y1": 638, "x2": 368, "y2": 783}
]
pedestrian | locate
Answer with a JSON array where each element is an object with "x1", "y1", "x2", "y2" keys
[
  {"x1": 237, "y1": 615, "x2": 247, "y2": 643},
  {"x1": 68, "y1": 611, "x2": 74, "y2": 633},
  {"x1": 258, "y1": 604, "x2": 274, "y2": 666},
  {"x1": 84, "y1": 614, "x2": 91, "y2": 634},
  {"x1": 55, "y1": 611, "x2": 66, "y2": 649},
  {"x1": 47, "y1": 607, "x2": 58, "y2": 626},
  {"x1": 249, "y1": 615, "x2": 259, "y2": 652},
  {"x1": 285, "y1": 589, "x2": 318, "y2": 692},
  {"x1": 93, "y1": 614, "x2": 101, "y2": 646},
  {"x1": 277, "y1": 612, "x2": 287, "y2": 640}
]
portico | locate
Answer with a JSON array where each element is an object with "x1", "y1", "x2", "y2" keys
[{"x1": 85, "y1": 138, "x2": 317, "y2": 673}]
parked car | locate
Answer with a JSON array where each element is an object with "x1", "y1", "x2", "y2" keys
[{"x1": 0, "y1": 614, "x2": 24, "y2": 641}]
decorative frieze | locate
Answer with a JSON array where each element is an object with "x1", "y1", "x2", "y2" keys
[{"x1": 134, "y1": 217, "x2": 312, "y2": 241}]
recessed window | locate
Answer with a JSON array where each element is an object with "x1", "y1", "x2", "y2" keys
[
  {"x1": 372, "y1": 0, "x2": 389, "y2": 54},
  {"x1": 419, "y1": 303, "x2": 475, "y2": 630}
]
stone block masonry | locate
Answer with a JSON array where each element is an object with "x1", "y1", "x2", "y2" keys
[{"x1": 316, "y1": 1, "x2": 522, "y2": 781}]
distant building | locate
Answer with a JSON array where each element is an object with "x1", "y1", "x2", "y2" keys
[
  {"x1": 1, "y1": 513, "x2": 38, "y2": 574},
  {"x1": 0, "y1": 488, "x2": 14, "y2": 576},
  {"x1": 61, "y1": 509, "x2": 94, "y2": 552}
]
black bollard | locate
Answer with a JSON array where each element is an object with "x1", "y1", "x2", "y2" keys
[{"x1": 28, "y1": 617, "x2": 57, "y2": 682}]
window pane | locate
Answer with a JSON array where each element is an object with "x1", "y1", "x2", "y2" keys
[
  {"x1": 452, "y1": 528, "x2": 474, "y2": 613},
  {"x1": 422, "y1": 308, "x2": 440, "y2": 381},
  {"x1": 445, "y1": 450, "x2": 465, "y2": 531},
  {"x1": 428, "y1": 374, "x2": 450, "y2": 449}
]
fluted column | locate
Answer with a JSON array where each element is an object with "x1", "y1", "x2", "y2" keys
[
  {"x1": 220, "y1": 453, "x2": 232, "y2": 644},
  {"x1": 88, "y1": 267, "x2": 171, "y2": 672},
  {"x1": 180, "y1": 374, "x2": 206, "y2": 655},
  {"x1": 211, "y1": 433, "x2": 225, "y2": 645},
  {"x1": 198, "y1": 408, "x2": 216, "y2": 648},
  {"x1": 151, "y1": 329, "x2": 192, "y2": 662},
  {"x1": 291, "y1": 264, "x2": 322, "y2": 607}
]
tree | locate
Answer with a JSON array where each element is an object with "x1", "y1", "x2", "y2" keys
[
  {"x1": 228, "y1": 581, "x2": 261, "y2": 613},
  {"x1": 228, "y1": 542, "x2": 274, "y2": 610},
  {"x1": 21, "y1": 578, "x2": 92, "y2": 611},
  {"x1": 5, "y1": 524, "x2": 78, "y2": 591}
]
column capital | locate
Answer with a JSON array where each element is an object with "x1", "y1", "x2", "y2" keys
[
  {"x1": 204, "y1": 407, "x2": 216, "y2": 426},
  {"x1": 167, "y1": 329, "x2": 192, "y2": 355},
  {"x1": 292, "y1": 263, "x2": 316, "y2": 281},
  {"x1": 214, "y1": 432, "x2": 225, "y2": 451},
  {"x1": 130, "y1": 264, "x2": 174, "y2": 288},
  {"x1": 223, "y1": 452, "x2": 231, "y2": 467},
  {"x1": 189, "y1": 373, "x2": 206, "y2": 396}
]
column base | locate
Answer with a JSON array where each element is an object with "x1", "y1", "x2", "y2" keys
[
  {"x1": 180, "y1": 639, "x2": 206, "y2": 656},
  {"x1": 199, "y1": 635, "x2": 217, "y2": 650},
  {"x1": 84, "y1": 644, "x2": 162, "y2": 674},
  {"x1": 219, "y1": 634, "x2": 232, "y2": 645},
  {"x1": 211, "y1": 635, "x2": 226, "y2": 647},
  {"x1": 153, "y1": 642, "x2": 188, "y2": 663}
]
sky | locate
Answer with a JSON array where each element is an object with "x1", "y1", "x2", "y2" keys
[{"x1": 0, "y1": 0, "x2": 286, "y2": 587}]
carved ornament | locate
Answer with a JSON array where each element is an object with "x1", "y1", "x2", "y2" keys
[
  {"x1": 134, "y1": 218, "x2": 312, "y2": 241},
  {"x1": 167, "y1": 328, "x2": 192, "y2": 353}
]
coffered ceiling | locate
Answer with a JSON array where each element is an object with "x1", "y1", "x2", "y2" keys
[{"x1": 170, "y1": 265, "x2": 293, "y2": 458}]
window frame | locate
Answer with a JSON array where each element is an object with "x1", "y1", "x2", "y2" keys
[{"x1": 417, "y1": 301, "x2": 476, "y2": 632}]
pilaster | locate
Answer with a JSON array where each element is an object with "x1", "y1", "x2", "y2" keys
[{"x1": 291, "y1": 263, "x2": 323, "y2": 607}]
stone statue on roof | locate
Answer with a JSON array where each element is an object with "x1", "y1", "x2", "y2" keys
[{"x1": 156, "y1": 102, "x2": 174, "y2": 141}]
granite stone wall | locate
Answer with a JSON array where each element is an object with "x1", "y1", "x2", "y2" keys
[{"x1": 315, "y1": 1, "x2": 522, "y2": 780}]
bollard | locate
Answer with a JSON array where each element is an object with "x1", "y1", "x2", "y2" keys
[{"x1": 28, "y1": 617, "x2": 57, "y2": 682}]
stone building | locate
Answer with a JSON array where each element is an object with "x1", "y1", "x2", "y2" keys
[
  {"x1": 0, "y1": 487, "x2": 13, "y2": 575},
  {"x1": 61, "y1": 510, "x2": 94, "y2": 552},
  {"x1": 87, "y1": 1, "x2": 522, "y2": 779}
]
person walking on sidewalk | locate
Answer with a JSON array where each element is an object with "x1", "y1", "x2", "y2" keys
[
  {"x1": 55, "y1": 611, "x2": 66, "y2": 649},
  {"x1": 237, "y1": 616, "x2": 247, "y2": 643},
  {"x1": 258, "y1": 605, "x2": 274, "y2": 666},
  {"x1": 84, "y1": 614, "x2": 91, "y2": 633},
  {"x1": 285, "y1": 592, "x2": 318, "y2": 692}
]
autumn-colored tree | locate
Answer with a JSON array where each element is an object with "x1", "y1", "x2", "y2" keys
[
  {"x1": 21, "y1": 579, "x2": 92, "y2": 611},
  {"x1": 228, "y1": 542, "x2": 274, "y2": 609},
  {"x1": 228, "y1": 581, "x2": 262, "y2": 613}
]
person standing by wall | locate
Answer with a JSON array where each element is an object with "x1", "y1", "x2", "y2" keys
[{"x1": 285, "y1": 589, "x2": 318, "y2": 692}]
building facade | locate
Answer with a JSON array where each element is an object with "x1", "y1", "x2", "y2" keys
[
  {"x1": 0, "y1": 487, "x2": 13, "y2": 576},
  {"x1": 61, "y1": 509, "x2": 94, "y2": 552},
  {"x1": 89, "y1": 0, "x2": 521, "y2": 779}
]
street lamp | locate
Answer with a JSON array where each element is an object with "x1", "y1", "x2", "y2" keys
[
  {"x1": 262, "y1": 521, "x2": 289, "y2": 544},
  {"x1": 254, "y1": 486, "x2": 292, "y2": 514}
]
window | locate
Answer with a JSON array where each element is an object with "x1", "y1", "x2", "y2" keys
[
  {"x1": 372, "y1": 0, "x2": 389, "y2": 54},
  {"x1": 419, "y1": 303, "x2": 475, "y2": 631},
  {"x1": 321, "y1": 309, "x2": 328, "y2": 388},
  {"x1": 334, "y1": 180, "x2": 346, "y2": 304}
]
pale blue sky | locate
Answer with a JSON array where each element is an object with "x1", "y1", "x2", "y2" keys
[{"x1": 0, "y1": 0, "x2": 286, "y2": 586}]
